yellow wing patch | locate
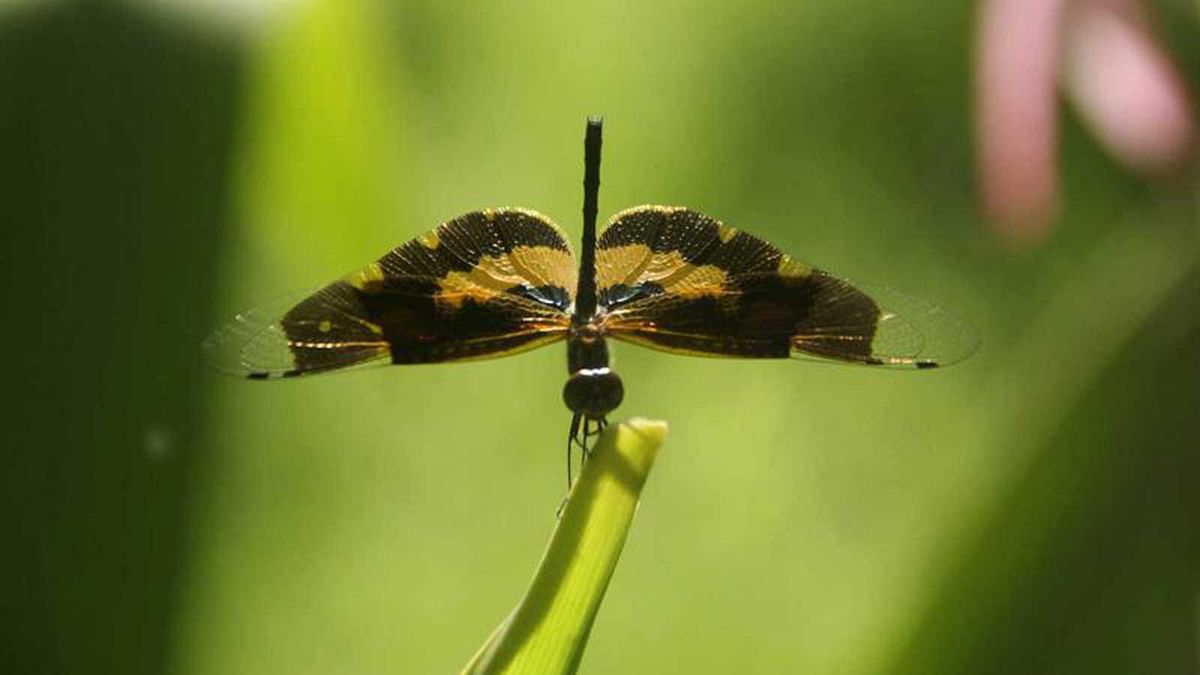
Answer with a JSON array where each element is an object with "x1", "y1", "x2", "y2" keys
[
  {"x1": 596, "y1": 244, "x2": 730, "y2": 300},
  {"x1": 436, "y1": 245, "x2": 576, "y2": 310},
  {"x1": 347, "y1": 262, "x2": 386, "y2": 293},
  {"x1": 776, "y1": 254, "x2": 812, "y2": 278}
]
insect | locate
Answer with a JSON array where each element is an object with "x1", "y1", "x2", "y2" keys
[{"x1": 206, "y1": 118, "x2": 976, "y2": 483}]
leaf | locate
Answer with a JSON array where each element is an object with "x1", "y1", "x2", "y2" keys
[{"x1": 461, "y1": 418, "x2": 668, "y2": 675}]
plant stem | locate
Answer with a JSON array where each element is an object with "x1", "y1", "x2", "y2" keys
[{"x1": 461, "y1": 418, "x2": 667, "y2": 675}]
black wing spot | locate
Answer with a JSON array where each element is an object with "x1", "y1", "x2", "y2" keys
[
  {"x1": 599, "y1": 282, "x2": 663, "y2": 309},
  {"x1": 508, "y1": 284, "x2": 573, "y2": 311}
]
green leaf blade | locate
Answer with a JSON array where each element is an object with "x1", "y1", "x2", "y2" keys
[{"x1": 463, "y1": 418, "x2": 667, "y2": 675}]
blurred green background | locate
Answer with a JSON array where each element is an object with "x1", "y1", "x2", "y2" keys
[{"x1": 2, "y1": 1, "x2": 1197, "y2": 674}]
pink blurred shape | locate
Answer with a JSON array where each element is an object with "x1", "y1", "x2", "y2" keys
[
  {"x1": 976, "y1": 0, "x2": 1067, "y2": 244},
  {"x1": 976, "y1": 0, "x2": 1196, "y2": 247},
  {"x1": 1064, "y1": 1, "x2": 1196, "y2": 174}
]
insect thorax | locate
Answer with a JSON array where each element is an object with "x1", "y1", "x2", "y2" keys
[{"x1": 567, "y1": 319, "x2": 610, "y2": 373}]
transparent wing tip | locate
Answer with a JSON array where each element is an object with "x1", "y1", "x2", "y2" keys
[{"x1": 868, "y1": 290, "x2": 979, "y2": 369}]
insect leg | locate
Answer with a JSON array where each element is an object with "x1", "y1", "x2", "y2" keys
[
  {"x1": 566, "y1": 412, "x2": 582, "y2": 489},
  {"x1": 581, "y1": 418, "x2": 596, "y2": 463},
  {"x1": 583, "y1": 416, "x2": 607, "y2": 460}
]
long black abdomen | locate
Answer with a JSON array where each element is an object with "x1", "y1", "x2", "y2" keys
[{"x1": 574, "y1": 118, "x2": 603, "y2": 320}]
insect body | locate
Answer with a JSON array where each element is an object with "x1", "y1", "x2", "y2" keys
[{"x1": 206, "y1": 118, "x2": 975, "y2": 479}]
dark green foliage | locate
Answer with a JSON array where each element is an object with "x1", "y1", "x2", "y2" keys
[{"x1": 0, "y1": 5, "x2": 242, "y2": 674}]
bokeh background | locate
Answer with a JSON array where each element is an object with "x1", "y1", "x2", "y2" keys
[{"x1": 3, "y1": 1, "x2": 1198, "y2": 674}]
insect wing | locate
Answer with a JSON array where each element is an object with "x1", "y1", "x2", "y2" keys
[
  {"x1": 205, "y1": 208, "x2": 577, "y2": 378},
  {"x1": 786, "y1": 279, "x2": 977, "y2": 368},
  {"x1": 596, "y1": 206, "x2": 976, "y2": 368},
  {"x1": 203, "y1": 288, "x2": 391, "y2": 379}
]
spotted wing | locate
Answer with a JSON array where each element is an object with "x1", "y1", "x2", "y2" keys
[
  {"x1": 205, "y1": 208, "x2": 577, "y2": 378},
  {"x1": 595, "y1": 206, "x2": 976, "y2": 368}
]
